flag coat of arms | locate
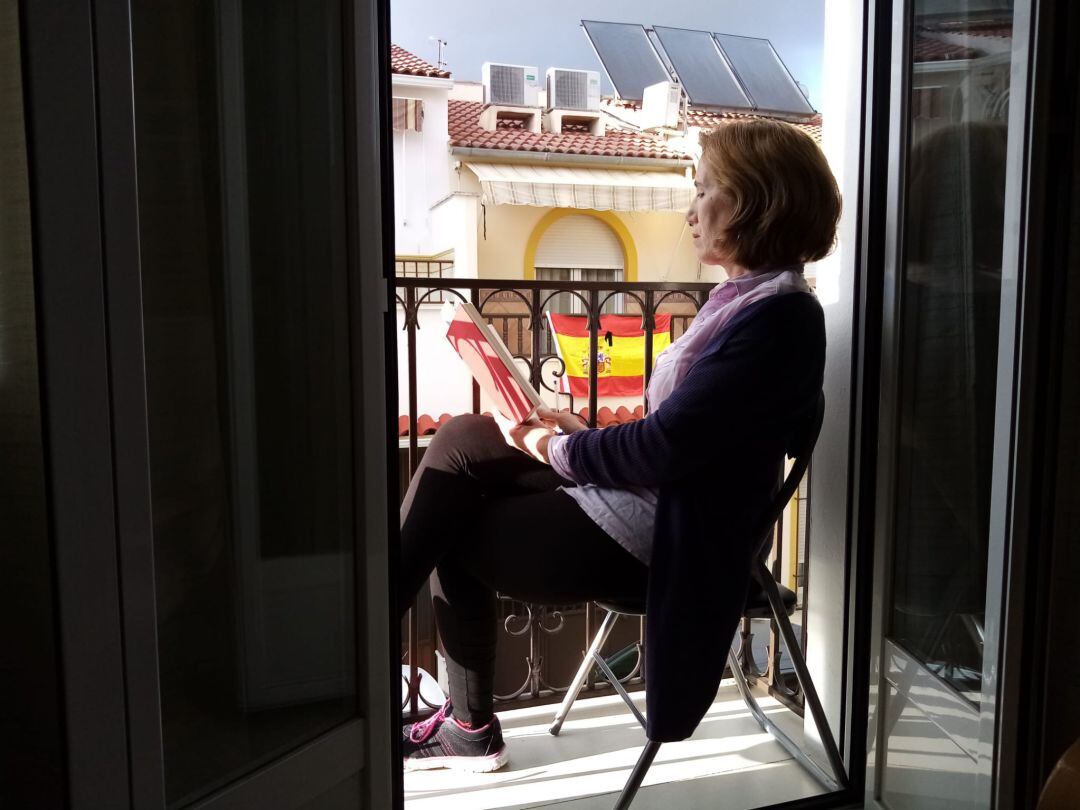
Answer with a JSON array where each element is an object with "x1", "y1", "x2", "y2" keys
[{"x1": 547, "y1": 312, "x2": 672, "y2": 398}]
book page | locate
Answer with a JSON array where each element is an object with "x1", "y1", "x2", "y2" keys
[{"x1": 445, "y1": 303, "x2": 542, "y2": 424}]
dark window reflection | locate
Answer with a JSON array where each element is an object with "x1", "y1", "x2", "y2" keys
[
  {"x1": 0, "y1": 7, "x2": 66, "y2": 804},
  {"x1": 889, "y1": 0, "x2": 1013, "y2": 701},
  {"x1": 133, "y1": 0, "x2": 355, "y2": 804}
]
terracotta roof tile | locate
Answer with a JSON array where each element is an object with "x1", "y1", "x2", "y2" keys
[
  {"x1": 913, "y1": 35, "x2": 981, "y2": 62},
  {"x1": 391, "y1": 44, "x2": 451, "y2": 79},
  {"x1": 448, "y1": 100, "x2": 691, "y2": 161},
  {"x1": 398, "y1": 407, "x2": 645, "y2": 437},
  {"x1": 921, "y1": 19, "x2": 1012, "y2": 39},
  {"x1": 399, "y1": 412, "x2": 455, "y2": 436},
  {"x1": 961, "y1": 24, "x2": 1012, "y2": 39},
  {"x1": 684, "y1": 108, "x2": 823, "y2": 143}
]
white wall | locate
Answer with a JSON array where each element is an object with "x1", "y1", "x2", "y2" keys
[
  {"x1": 805, "y1": 0, "x2": 865, "y2": 778},
  {"x1": 391, "y1": 77, "x2": 452, "y2": 256},
  {"x1": 448, "y1": 81, "x2": 483, "y2": 102},
  {"x1": 428, "y1": 191, "x2": 479, "y2": 277},
  {"x1": 396, "y1": 304, "x2": 474, "y2": 420}
]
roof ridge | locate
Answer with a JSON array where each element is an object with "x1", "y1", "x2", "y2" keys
[{"x1": 391, "y1": 43, "x2": 452, "y2": 79}]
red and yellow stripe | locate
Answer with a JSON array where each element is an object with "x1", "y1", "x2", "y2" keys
[{"x1": 548, "y1": 313, "x2": 671, "y2": 398}]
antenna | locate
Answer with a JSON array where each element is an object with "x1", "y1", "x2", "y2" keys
[{"x1": 427, "y1": 36, "x2": 448, "y2": 72}]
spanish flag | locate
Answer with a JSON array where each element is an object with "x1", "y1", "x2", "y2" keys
[{"x1": 547, "y1": 313, "x2": 672, "y2": 398}]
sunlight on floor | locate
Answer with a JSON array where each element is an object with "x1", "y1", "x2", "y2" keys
[{"x1": 404, "y1": 681, "x2": 825, "y2": 809}]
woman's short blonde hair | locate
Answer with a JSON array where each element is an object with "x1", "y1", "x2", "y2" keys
[{"x1": 699, "y1": 119, "x2": 841, "y2": 269}]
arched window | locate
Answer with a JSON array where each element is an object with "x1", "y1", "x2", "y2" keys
[{"x1": 534, "y1": 214, "x2": 625, "y2": 314}]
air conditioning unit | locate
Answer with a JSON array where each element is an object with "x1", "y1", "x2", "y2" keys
[
  {"x1": 482, "y1": 62, "x2": 540, "y2": 107},
  {"x1": 545, "y1": 68, "x2": 601, "y2": 111},
  {"x1": 641, "y1": 81, "x2": 682, "y2": 129}
]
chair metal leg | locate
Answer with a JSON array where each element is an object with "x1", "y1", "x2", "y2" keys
[
  {"x1": 549, "y1": 609, "x2": 619, "y2": 736},
  {"x1": 728, "y1": 649, "x2": 840, "y2": 792},
  {"x1": 613, "y1": 739, "x2": 660, "y2": 810},
  {"x1": 753, "y1": 561, "x2": 848, "y2": 789},
  {"x1": 592, "y1": 647, "x2": 646, "y2": 729}
]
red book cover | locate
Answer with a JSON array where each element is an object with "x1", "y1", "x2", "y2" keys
[{"x1": 445, "y1": 302, "x2": 543, "y2": 424}]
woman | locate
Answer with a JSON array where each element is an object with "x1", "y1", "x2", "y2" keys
[{"x1": 400, "y1": 119, "x2": 838, "y2": 772}]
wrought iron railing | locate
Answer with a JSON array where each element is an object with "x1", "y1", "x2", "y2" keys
[
  {"x1": 481, "y1": 311, "x2": 698, "y2": 364},
  {"x1": 395, "y1": 277, "x2": 810, "y2": 719},
  {"x1": 395, "y1": 257, "x2": 454, "y2": 302}
]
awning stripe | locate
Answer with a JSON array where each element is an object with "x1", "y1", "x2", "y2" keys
[{"x1": 465, "y1": 162, "x2": 693, "y2": 212}]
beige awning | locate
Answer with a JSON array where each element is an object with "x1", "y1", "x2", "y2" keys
[{"x1": 465, "y1": 162, "x2": 693, "y2": 212}]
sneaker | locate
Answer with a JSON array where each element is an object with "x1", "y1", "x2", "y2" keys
[{"x1": 402, "y1": 701, "x2": 509, "y2": 772}]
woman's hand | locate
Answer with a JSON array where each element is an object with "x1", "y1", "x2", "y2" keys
[
  {"x1": 493, "y1": 414, "x2": 557, "y2": 463},
  {"x1": 534, "y1": 406, "x2": 589, "y2": 434}
]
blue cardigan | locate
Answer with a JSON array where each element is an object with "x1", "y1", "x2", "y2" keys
[{"x1": 562, "y1": 291, "x2": 826, "y2": 741}]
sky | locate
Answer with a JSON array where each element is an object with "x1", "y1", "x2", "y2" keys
[{"x1": 391, "y1": 0, "x2": 825, "y2": 108}]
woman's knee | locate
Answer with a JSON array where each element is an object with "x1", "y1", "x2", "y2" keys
[
  {"x1": 418, "y1": 413, "x2": 498, "y2": 470},
  {"x1": 430, "y1": 413, "x2": 497, "y2": 449}
]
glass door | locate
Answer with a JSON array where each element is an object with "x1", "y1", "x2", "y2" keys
[
  {"x1": 869, "y1": 0, "x2": 1029, "y2": 806},
  {"x1": 88, "y1": 0, "x2": 395, "y2": 806},
  {"x1": 127, "y1": 0, "x2": 402, "y2": 805},
  {"x1": 131, "y1": 1, "x2": 359, "y2": 804},
  {"x1": 18, "y1": 0, "x2": 396, "y2": 805}
]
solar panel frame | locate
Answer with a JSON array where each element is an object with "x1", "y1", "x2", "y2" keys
[
  {"x1": 713, "y1": 33, "x2": 816, "y2": 116},
  {"x1": 651, "y1": 25, "x2": 752, "y2": 111},
  {"x1": 580, "y1": 20, "x2": 672, "y2": 102}
]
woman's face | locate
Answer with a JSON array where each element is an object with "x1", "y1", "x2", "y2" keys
[{"x1": 687, "y1": 158, "x2": 737, "y2": 269}]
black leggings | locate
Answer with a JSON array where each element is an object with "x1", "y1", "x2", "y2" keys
[{"x1": 400, "y1": 414, "x2": 648, "y2": 725}]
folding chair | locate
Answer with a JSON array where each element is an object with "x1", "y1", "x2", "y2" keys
[{"x1": 548, "y1": 392, "x2": 847, "y2": 808}]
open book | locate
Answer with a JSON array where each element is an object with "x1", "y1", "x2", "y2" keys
[{"x1": 445, "y1": 302, "x2": 543, "y2": 424}]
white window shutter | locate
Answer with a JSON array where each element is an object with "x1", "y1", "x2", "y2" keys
[{"x1": 534, "y1": 214, "x2": 624, "y2": 270}]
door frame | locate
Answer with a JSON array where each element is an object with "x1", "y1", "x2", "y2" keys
[
  {"x1": 863, "y1": 0, "x2": 1043, "y2": 806},
  {"x1": 801, "y1": 0, "x2": 893, "y2": 798},
  {"x1": 20, "y1": 2, "x2": 133, "y2": 804},
  {"x1": 19, "y1": 0, "x2": 398, "y2": 806}
]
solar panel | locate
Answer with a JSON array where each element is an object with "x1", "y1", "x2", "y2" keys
[
  {"x1": 581, "y1": 20, "x2": 671, "y2": 102},
  {"x1": 713, "y1": 34, "x2": 815, "y2": 116},
  {"x1": 652, "y1": 26, "x2": 751, "y2": 110}
]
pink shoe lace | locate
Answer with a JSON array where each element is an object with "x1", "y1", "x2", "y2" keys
[{"x1": 409, "y1": 700, "x2": 452, "y2": 744}]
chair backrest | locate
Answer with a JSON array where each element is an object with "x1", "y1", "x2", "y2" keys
[
  {"x1": 597, "y1": 391, "x2": 825, "y2": 617},
  {"x1": 752, "y1": 390, "x2": 826, "y2": 559}
]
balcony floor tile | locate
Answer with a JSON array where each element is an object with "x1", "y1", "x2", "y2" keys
[{"x1": 404, "y1": 682, "x2": 824, "y2": 809}]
